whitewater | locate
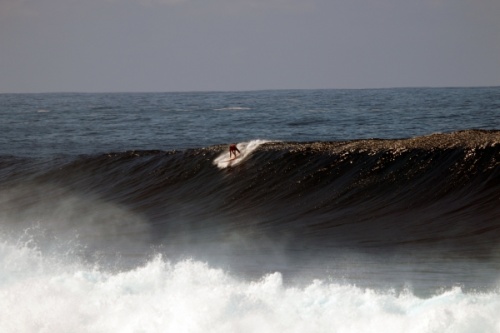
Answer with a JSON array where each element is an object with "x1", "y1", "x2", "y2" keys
[{"x1": 2, "y1": 240, "x2": 500, "y2": 333}]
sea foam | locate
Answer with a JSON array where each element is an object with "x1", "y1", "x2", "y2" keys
[
  {"x1": 1, "y1": 237, "x2": 499, "y2": 333},
  {"x1": 213, "y1": 139, "x2": 270, "y2": 169}
]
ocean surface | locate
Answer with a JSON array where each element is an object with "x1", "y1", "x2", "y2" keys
[{"x1": 0, "y1": 87, "x2": 499, "y2": 332}]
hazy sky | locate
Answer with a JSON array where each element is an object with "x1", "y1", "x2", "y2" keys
[{"x1": 1, "y1": 0, "x2": 499, "y2": 93}]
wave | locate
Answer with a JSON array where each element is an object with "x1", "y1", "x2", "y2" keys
[
  {"x1": 1, "y1": 240, "x2": 499, "y2": 333},
  {"x1": 0, "y1": 130, "x2": 499, "y2": 262},
  {"x1": 214, "y1": 106, "x2": 252, "y2": 111},
  {"x1": 213, "y1": 140, "x2": 270, "y2": 168}
]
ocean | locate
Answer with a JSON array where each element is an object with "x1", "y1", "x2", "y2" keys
[{"x1": 0, "y1": 87, "x2": 499, "y2": 332}]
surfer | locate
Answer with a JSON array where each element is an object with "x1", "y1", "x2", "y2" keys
[{"x1": 229, "y1": 144, "x2": 240, "y2": 159}]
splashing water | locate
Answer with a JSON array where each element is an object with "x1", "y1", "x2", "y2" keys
[
  {"x1": 1, "y1": 236, "x2": 500, "y2": 333},
  {"x1": 213, "y1": 140, "x2": 271, "y2": 169}
]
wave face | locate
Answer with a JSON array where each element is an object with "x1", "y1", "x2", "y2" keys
[{"x1": 1, "y1": 130, "x2": 498, "y2": 262}]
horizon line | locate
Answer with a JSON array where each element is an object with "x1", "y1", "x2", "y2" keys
[{"x1": 1, "y1": 84, "x2": 499, "y2": 95}]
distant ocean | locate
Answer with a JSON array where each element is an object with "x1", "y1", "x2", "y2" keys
[{"x1": 0, "y1": 87, "x2": 499, "y2": 332}]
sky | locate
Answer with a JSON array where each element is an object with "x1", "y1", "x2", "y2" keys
[{"x1": 0, "y1": 0, "x2": 499, "y2": 93}]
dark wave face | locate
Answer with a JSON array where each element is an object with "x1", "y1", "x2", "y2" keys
[{"x1": 0, "y1": 130, "x2": 499, "y2": 282}]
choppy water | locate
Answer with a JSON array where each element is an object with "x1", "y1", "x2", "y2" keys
[
  {"x1": 1, "y1": 87, "x2": 498, "y2": 156},
  {"x1": 0, "y1": 87, "x2": 499, "y2": 332}
]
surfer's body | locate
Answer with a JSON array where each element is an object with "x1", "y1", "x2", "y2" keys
[{"x1": 229, "y1": 144, "x2": 240, "y2": 159}]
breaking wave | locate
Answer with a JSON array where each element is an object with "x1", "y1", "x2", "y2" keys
[{"x1": 1, "y1": 238, "x2": 500, "y2": 333}]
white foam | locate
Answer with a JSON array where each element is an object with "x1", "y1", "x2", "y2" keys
[
  {"x1": 1, "y1": 237, "x2": 500, "y2": 333},
  {"x1": 213, "y1": 139, "x2": 270, "y2": 169},
  {"x1": 214, "y1": 107, "x2": 251, "y2": 111}
]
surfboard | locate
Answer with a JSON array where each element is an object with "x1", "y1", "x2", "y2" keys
[{"x1": 224, "y1": 156, "x2": 239, "y2": 163}]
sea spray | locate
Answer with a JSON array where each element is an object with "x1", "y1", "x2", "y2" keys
[
  {"x1": 1, "y1": 236, "x2": 500, "y2": 333},
  {"x1": 213, "y1": 139, "x2": 271, "y2": 169}
]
